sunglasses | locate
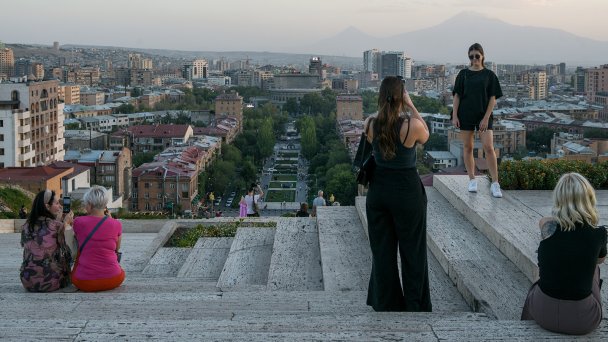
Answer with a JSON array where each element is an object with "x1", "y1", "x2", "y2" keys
[{"x1": 469, "y1": 54, "x2": 482, "y2": 60}]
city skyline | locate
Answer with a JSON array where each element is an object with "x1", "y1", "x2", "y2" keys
[{"x1": 2, "y1": 0, "x2": 608, "y2": 56}]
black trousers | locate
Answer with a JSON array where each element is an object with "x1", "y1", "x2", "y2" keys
[{"x1": 365, "y1": 167, "x2": 432, "y2": 312}]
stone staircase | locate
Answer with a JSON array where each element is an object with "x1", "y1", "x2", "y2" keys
[{"x1": 0, "y1": 175, "x2": 607, "y2": 340}]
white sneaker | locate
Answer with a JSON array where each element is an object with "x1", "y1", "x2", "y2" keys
[
  {"x1": 468, "y1": 179, "x2": 478, "y2": 193},
  {"x1": 491, "y1": 182, "x2": 503, "y2": 198}
]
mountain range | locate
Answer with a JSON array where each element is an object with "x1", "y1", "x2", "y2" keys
[{"x1": 300, "y1": 12, "x2": 608, "y2": 66}]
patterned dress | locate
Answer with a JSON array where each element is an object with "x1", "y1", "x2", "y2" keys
[{"x1": 20, "y1": 218, "x2": 72, "y2": 292}]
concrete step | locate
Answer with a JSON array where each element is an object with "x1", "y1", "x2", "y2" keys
[
  {"x1": 266, "y1": 218, "x2": 323, "y2": 291},
  {"x1": 433, "y1": 175, "x2": 540, "y2": 283},
  {"x1": 176, "y1": 237, "x2": 234, "y2": 280},
  {"x1": 355, "y1": 197, "x2": 471, "y2": 313},
  {"x1": 141, "y1": 247, "x2": 192, "y2": 277},
  {"x1": 355, "y1": 196, "x2": 369, "y2": 239},
  {"x1": 426, "y1": 186, "x2": 532, "y2": 320},
  {"x1": 216, "y1": 227, "x2": 276, "y2": 290},
  {"x1": 3, "y1": 313, "x2": 604, "y2": 341},
  {"x1": 316, "y1": 206, "x2": 371, "y2": 291}
]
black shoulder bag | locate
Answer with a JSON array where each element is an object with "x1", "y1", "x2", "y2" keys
[{"x1": 355, "y1": 120, "x2": 375, "y2": 186}]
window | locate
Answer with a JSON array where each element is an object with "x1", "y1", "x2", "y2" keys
[
  {"x1": 0, "y1": 148, "x2": 4, "y2": 155},
  {"x1": 157, "y1": 193, "x2": 162, "y2": 199},
  {"x1": 132, "y1": 192, "x2": 137, "y2": 198},
  {"x1": 0, "y1": 134, "x2": 3, "y2": 141},
  {"x1": 182, "y1": 191, "x2": 189, "y2": 198},
  {"x1": 144, "y1": 182, "x2": 150, "y2": 188},
  {"x1": 170, "y1": 183, "x2": 175, "y2": 189},
  {"x1": 144, "y1": 193, "x2": 149, "y2": 199},
  {"x1": 0, "y1": 120, "x2": 3, "y2": 127}
]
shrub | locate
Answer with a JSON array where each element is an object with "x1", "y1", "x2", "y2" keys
[
  {"x1": 498, "y1": 159, "x2": 608, "y2": 190},
  {"x1": 166, "y1": 220, "x2": 277, "y2": 247}
]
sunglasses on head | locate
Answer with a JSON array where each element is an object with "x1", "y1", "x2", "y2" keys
[{"x1": 469, "y1": 54, "x2": 481, "y2": 60}]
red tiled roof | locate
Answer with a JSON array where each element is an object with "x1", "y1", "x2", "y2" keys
[
  {"x1": 126, "y1": 124, "x2": 191, "y2": 138},
  {"x1": 0, "y1": 166, "x2": 68, "y2": 181}
]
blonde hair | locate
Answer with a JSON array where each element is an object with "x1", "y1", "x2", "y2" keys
[{"x1": 551, "y1": 173, "x2": 599, "y2": 231}]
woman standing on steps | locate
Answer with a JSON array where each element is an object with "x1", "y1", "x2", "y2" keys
[
  {"x1": 451, "y1": 42, "x2": 503, "y2": 198},
  {"x1": 364, "y1": 76, "x2": 431, "y2": 312},
  {"x1": 521, "y1": 173, "x2": 606, "y2": 335}
]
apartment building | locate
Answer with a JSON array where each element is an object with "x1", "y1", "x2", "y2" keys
[
  {"x1": 520, "y1": 70, "x2": 547, "y2": 100},
  {"x1": 63, "y1": 67, "x2": 101, "y2": 86},
  {"x1": 111, "y1": 124, "x2": 193, "y2": 152},
  {"x1": 0, "y1": 79, "x2": 65, "y2": 166},
  {"x1": 80, "y1": 91, "x2": 105, "y2": 106},
  {"x1": 336, "y1": 95, "x2": 363, "y2": 121},
  {"x1": 131, "y1": 159, "x2": 198, "y2": 212},
  {"x1": 64, "y1": 147, "x2": 132, "y2": 200},
  {"x1": 0, "y1": 47, "x2": 14, "y2": 79},
  {"x1": 182, "y1": 59, "x2": 208, "y2": 80},
  {"x1": 59, "y1": 84, "x2": 80, "y2": 104},
  {"x1": 214, "y1": 92, "x2": 243, "y2": 132}
]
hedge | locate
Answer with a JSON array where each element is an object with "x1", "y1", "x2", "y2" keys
[{"x1": 498, "y1": 160, "x2": 608, "y2": 190}]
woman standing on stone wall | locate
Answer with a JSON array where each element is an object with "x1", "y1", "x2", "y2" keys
[
  {"x1": 364, "y1": 76, "x2": 431, "y2": 312},
  {"x1": 521, "y1": 173, "x2": 606, "y2": 335},
  {"x1": 451, "y1": 42, "x2": 503, "y2": 198}
]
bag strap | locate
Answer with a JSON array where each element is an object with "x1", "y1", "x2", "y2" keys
[{"x1": 78, "y1": 216, "x2": 108, "y2": 254}]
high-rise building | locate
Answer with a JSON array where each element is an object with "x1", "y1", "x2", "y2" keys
[
  {"x1": 380, "y1": 51, "x2": 412, "y2": 80},
  {"x1": 521, "y1": 70, "x2": 547, "y2": 100},
  {"x1": 53, "y1": 41, "x2": 60, "y2": 51},
  {"x1": 309, "y1": 57, "x2": 323, "y2": 77},
  {"x1": 574, "y1": 67, "x2": 586, "y2": 95},
  {"x1": 0, "y1": 79, "x2": 65, "y2": 167},
  {"x1": 363, "y1": 49, "x2": 380, "y2": 74},
  {"x1": 585, "y1": 65, "x2": 608, "y2": 100},
  {"x1": 128, "y1": 53, "x2": 153, "y2": 70},
  {"x1": 0, "y1": 47, "x2": 15, "y2": 79},
  {"x1": 182, "y1": 59, "x2": 208, "y2": 80}
]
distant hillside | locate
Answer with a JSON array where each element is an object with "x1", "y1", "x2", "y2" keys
[{"x1": 302, "y1": 11, "x2": 608, "y2": 66}]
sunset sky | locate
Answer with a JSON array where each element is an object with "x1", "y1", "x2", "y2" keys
[{"x1": 2, "y1": 0, "x2": 606, "y2": 52}]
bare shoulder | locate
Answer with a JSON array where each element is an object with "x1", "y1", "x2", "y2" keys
[{"x1": 539, "y1": 217, "x2": 558, "y2": 240}]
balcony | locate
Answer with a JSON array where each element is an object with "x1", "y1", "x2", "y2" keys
[
  {"x1": 18, "y1": 150, "x2": 35, "y2": 162},
  {"x1": 17, "y1": 124, "x2": 31, "y2": 134},
  {"x1": 17, "y1": 138, "x2": 31, "y2": 148}
]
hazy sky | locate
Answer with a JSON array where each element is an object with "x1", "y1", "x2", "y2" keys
[{"x1": 2, "y1": 0, "x2": 607, "y2": 52}]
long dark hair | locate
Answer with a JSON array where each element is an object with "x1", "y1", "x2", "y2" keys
[
  {"x1": 26, "y1": 190, "x2": 57, "y2": 228},
  {"x1": 375, "y1": 76, "x2": 405, "y2": 160},
  {"x1": 468, "y1": 42, "x2": 485, "y2": 67}
]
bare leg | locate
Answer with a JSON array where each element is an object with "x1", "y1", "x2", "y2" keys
[
  {"x1": 461, "y1": 131, "x2": 476, "y2": 179},
  {"x1": 480, "y1": 130, "x2": 499, "y2": 183}
]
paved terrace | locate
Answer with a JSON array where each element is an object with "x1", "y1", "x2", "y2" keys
[{"x1": 0, "y1": 175, "x2": 606, "y2": 341}]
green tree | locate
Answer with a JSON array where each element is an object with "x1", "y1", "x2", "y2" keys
[
  {"x1": 240, "y1": 159, "x2": 257, "y2": 185},
  {"x1": 526, "y1": 127, "x2": 556, "y2": 153},
  {"x1": 324, "y1": 164, "x2": 357, "y2": 206},
  {"x1": 222, "y1": 144, "x2": 242, "y2": 164},
  {"x1": 65, "y1": 123, "x2": 81, "y2": 130},
  {"x1": 282, "y1": 98, "x2": 299, "y2": 114},
  {"x1": 133, "y1": 151, "x2": 156, "y2": 167},
  {"x1": 584, "y1": 128, "x2": 608, "y2": 139},
  {"x1": 257, "y1": 118, "x2": 275, "y2": 159},
  {"x1": 117, "y1": 103, "x2": 136, "y2": 114},
  {"x1": 300, "y1": 117, "x2": 318, "y2": 159},
  {"x1": 361, "y1": 90, "x2": 379, "y2": 114},
  {"x1": 424, "y1": 133, "x2": 448, "y2": 151},
  {"x1": 208, "y1": 160, "x2": 236, "y2": 195}
]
